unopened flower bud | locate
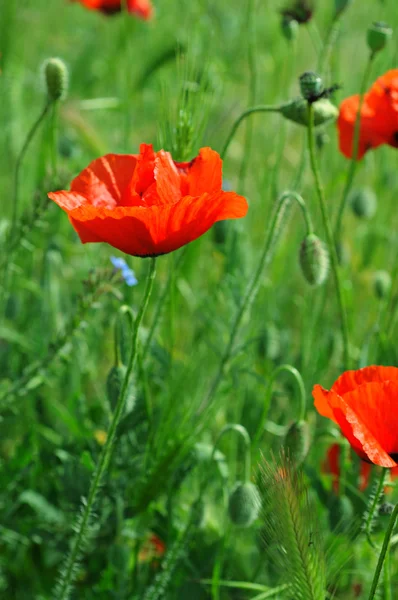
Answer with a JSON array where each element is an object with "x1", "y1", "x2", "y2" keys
[
  {"x1": 43, "y1": 58, "x2": 68, "y2": 102},
  {"x1": 284, "y1": 420, "x2": 310, "y2": 466},
  {"x1": 281, "y1": 17, "x2": 299, "y2": 41},
  {"x1": 373, "y1": 270, "x2": 391, "y2": 300},
  {"x1": 299, "y1": 234, "x2": 329, "y2": 286},
  {"x1": 367, "y1": 22, "x2": 392, "y2": 54},
  {"x1": 379, "y1": 502, "x2": 394, "y2": 516},
  {"x1": 228, "y1": 482, "x2": 261, "y2": 527},
  {"x1": 328, "y1": 495, "x2": 354, "y2": 532},
  {"x1": 350, "y1": 187, "x2": 377, "y2": 219},
  {"x1": 299, "y1": 71, "x2": 323, "y2": 102},
  {"x1": 280, "y1": 97, "x2": 338, "y2": 127},
  {"x1": 257, "y1": 323, "x2": 281, "y2": 361}
]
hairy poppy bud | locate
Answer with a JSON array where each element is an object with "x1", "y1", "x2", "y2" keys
[
  {"x1": 257, "y1": 323, "x2": 281, "y2": 361},
  {"x1": 43, "y1": 57, "x2": 68, "y2": 101},
  {"x1": 367, "y1": 22, "x2": 392, "y2": 54},
  {"x1": 328, "y1": 495, "x2": 354, "y2": 532},
  {"x1": 106, "y1": 364, "x2": 127, "y2": 410},
  {"x1": 228, "y1": 482, "x2": 261, "y2": 527},
  {"x1": 280, "y1": 97, "x2": 338, "y2": 127},
  {"x1": 334, "y1": 0, "x2": 352, "y2": 16},
  {"x1": 379, "y1": 502, "x2": 394, "y2": 516},
  {"x1": 299, "y1": 234, "x2": 329, "y2": 286},
  {"x1": 350, "y1": 187, "x2": 377, "y2": 219},
  {"x1": 281, "y1": 17, "x2": 299, "y2": 41},
  {"x1": 299, "y1": 71, "x2": 323, "y2": 101},
  {"x1": 284, "y1": 420, "x2": 310, "y2": 466},
  {"x1": 373, "y1": 270, "x2": 391, "y2": 299}
]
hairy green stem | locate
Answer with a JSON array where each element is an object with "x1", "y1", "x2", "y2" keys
[
  {"x1": 221, "y1": 105, "x2": 282, "y2": 161},
  {"x1": 55, "y1": 258, "x2": 156, "y2": 600},
  {"x1": 334, "y1": 53, "x2": 375, "y2": 242},
  {"x1": 252, "y1": 364, "x2": 306, "y2": 448},
  {"x1": 363, "y1": 468, "x2": 387, "y2": 549},
  {"x1": 368, "y1": 503, "x2": 398, "y2": 600},
  {"x1": 307, "y1": 102, "x2": 350, "y2": 368},
  {"x1": 198, "y1": 191, "x2": 312, "y2": 415}
]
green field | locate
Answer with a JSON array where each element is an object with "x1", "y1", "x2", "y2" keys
[{"x1": 1, "y1": 0, "x2": 398, "y2": 598}]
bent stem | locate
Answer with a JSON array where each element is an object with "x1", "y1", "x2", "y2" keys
[
  {"x1": 368, "y1": 503, "x2": 398, "y2": 600},
  {"x1": 252, "y1": 364, "x2": 306, "y2": 448},
  {"x1": 334, "y1": 52, "x2": 375, "y2": 243},
  {"x1": 198, "y1": 191, "x2": 313, "y2": 415},
  {"x1": 363, "y1": 468, "x2": 387, "y2": 549},
  {"x1": 212, "y1": 424, "x2": 252, "y2": 483},
  {"x1": 307, "y1": 102, "x2": 350, "y2": 368},
  {"x1": 55, "y1": 258, "x2": 156, "y2": 600},
  {"x1": 221, "y1": 105, "x2": 282, "y2": 161}
]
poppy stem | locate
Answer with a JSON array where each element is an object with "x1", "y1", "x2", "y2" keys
[
  {"x1": 334, "y1": 52, "x2": 376, "y2": 243},
  {"x1": 198, "y1": 191, "x2": 312, "y2": 415},
  {"x1": 307, "y1": 102, "x2": 350, "y2": 368},
  {"x1": 252, "y1": 364, "x2": 306, "y2": 448},
  {"x1": 221, "y1": 105, "x2": 283, "y2": 162},
  {"x1": 212, "y1": 424, "x2": 252, "y2": 483},
  {"x1": 54, "y1": 257, "x2": 157, "y2": 600},
  {"x1": 368, "y1": 503, "x2": 398, "y2": 600},
  {"x1": 363, "y1": 468, "x2": 387, "y2": 549},
  {"x1": 10, "y1": 100, "x2": 52, "y2": 243}
]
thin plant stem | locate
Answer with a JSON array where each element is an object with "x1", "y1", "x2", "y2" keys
[
  {"x1": 55, "y1": 258, "x2": 157, "y2": 600},
  {"x1": 198, "y1": 191, "x2": 313, "y2": 415},
  {"x1": 363, "y1": 468, "x2": 387, "y2": 549},
  {"x1": 368, "y1": 503, "x2": 398, "y2": 600},
  {"x1": 307, "y1": 102, "x2": 350, "y2": 368},
  {"x1": 384, "y1": 545, "x2": 392, "y2": 600},
  {"x1": 212, "y1": 424, "x2": 252, "y2": 482},
  {"x1": 10, "y1": 101, "x2": 52, "y2": 242},
  {"x1": 334, "y1": 52, "x2": 375, "y2": 242},
  {"x1": 238, "y1": 0, "x2": 257, "y2": 193},
  {"x1": 252, "y1": 364, "x2": 306, "y2": 448},
  {"x1": 221, "y1": 105, "x2": 282, "y2": 161}
]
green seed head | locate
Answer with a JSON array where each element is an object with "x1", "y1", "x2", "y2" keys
[
  {"x1": 280, "y1": 97, "x2": 338, "y2": 127},
  {"x1": 379, "y1": 502, "x2": 394, "y2": 516},
  {"x1": 43, "y1": 57, "x2": 68, "y2": 101},
  {"x1": 367, "y1": 22, "x2": 392, "y2": 54},
  {"x1": 373, "y1": 270, "x2": 391, "y2": 300},
  {"x1": 350, "y1": 187, "x2": 377, "y2": 219},
  {"x1": 299, "y1": 71, "x2": 323, "y2": 101},
  {"x1": 299, "y1": 234, "x2": 329, "y2": 286},
  {"x1": 281, "y1": 17, "x2": 299, "y2": 41},
  {"x1": 284, "y1": 420, "x2": 311, "y2": 466},
  {"x1": 106, "y1": 364, "x2": 127, "y2": 411},
  {"x1": 228, "y1": 482, "x2": 261, "y2": 527}
]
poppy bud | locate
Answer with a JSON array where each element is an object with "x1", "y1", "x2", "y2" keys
[
  {"x1": 299, "y1": 71, "x2": 323, "y2": 102},
  {"x1": 373, "y1": 270, "x2": 391, "y2": 300},
  {"x1": 299, "y1": 234, "x2": 329, "y2": 286},
  {"x1": 349, "y1": 187, "x2": 377, "y2": 219},
  {"x1": 281, "y1": 17, "x2": 299, "y2": 41},
  {"x1": 328, "y1": 495, "x2": 354, "y2": 532},
  {"x1": 284, "y1": 420, "x2": 310, "y2": 466},
  {"x1": 280, "y1": 97, "x2": 338, "y2": 127},
  {"x1": 334, "y1": 0, "x2": 352, "y2": 16},
  {"x1": 257, "y1": 323, "x2": 281, "y2": 361},
  {"x1": 379, "y1": 502, "x2": 394, "y2": 516},
  {"x1": 228, "y1": 482, "x2": 261, "y2": 527},
  {"x1": 43, "y1": 57, "x2": 68, "y2": 102},
  {"x1": 106, "y1": 364, "x2": 127, "y2": 410},
  {"x1": 367, "y1": 22, "x2": 392, "y2": 54}
]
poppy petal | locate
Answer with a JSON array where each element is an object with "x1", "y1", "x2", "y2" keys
[
  {"x1": 182, "y1": 147, "x2": 223, "y2": 196},
  {"x1": 332, "y1": 366, "x2": 398, "y2": 397},
  {"x1": 312, "y1": 384, "x2": 338, "y2": 423}
]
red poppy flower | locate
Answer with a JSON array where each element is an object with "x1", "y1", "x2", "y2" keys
[
  {"x1": 338, "y1": 69, "x2": 398, "y2": 159},
  {"x1": 48, "y1": 145, "x2": 248, "y2": 257},
  {"x1": 313, "y1": 366, "x2": 398, "y2": 468},
  {"x1": 71, "y1": 0, "x2": 153, "y2": 19}
]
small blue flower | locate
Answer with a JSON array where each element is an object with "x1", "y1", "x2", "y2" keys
[{"x1": 110, "y1": 256, "x2": 138, "y2": 287}]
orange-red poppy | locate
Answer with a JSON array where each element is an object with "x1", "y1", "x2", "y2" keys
[
  {"x1": 72, "y1": 0, "x2": 153, "y2": 19},
  {"x1": 313, "y1": 366, "x2": 398, "y2": 468},
  {"x1": 338, "y1": 69, "x2": 398, "y2": 159},
  {"x1": 48, "y1": 145, "x2": 248, "y2": 257}
]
